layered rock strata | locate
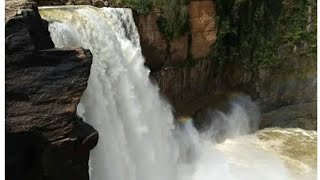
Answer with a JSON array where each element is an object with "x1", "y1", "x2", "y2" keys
[{"x1": 5, "y1": 1, "x2": 98, "y2": 179}]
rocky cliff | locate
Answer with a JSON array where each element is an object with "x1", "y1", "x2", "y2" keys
[
  {"x1": 135, "y1": 0, "x2": 218, "y2": 115},
  {"x1": 209, "y1": 0, "x2": 317, "y2": 130},
  {"x1": 135, "y1": 0, "x2": 316, "y2": 130},
  {"x1": 5, "y1": 0, "x2": 98, "y2": 179}
]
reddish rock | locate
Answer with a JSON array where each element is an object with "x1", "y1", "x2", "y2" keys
[
  {"x1": 136, "y1": 10, "x2": 168, "y2": 70},
  {"x1": 189, "y1": 0, "x2": 217, "y2": 59},
  {"x1": 168, "y1": 35, "x2": 189, "y2": 66},
  {"x1": 135, "y1": 1, "x2": 218, "y2": 115},
  {"x1": 136, "y1": 0, "x2": 217, "y2": 69}
]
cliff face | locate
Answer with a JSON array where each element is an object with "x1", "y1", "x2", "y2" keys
[
  {"x1": 258, "y1": 67, "x2": 316, "y2": 129},
  {"x1": 5, "y1": 1, "x2": 98, "y2": 179},
  {"x1": 136, "y1": 0, "x2": 316, "y2": 129},
  {"x1": 136, "y1": 0, "x2": 216, "y2": 66},
  {"x1": 188, "y1": 0, "x2": 216, "y2": 59},
  {"x1": 210, "y1": 0, "x2": 317, "y2": 130},
  {"x1": 135, "y1": 0, "x2": 217, "y2": 115}
]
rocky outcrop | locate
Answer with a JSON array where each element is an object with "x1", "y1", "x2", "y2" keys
[
  {"x1": 258, "y1": 70, "x2": 317, "y2": 112},
  {"x1": 5, "y1": 0, "x2": 97, "y2": 179},
  {"x1": 257, "y1": 69, "x2": 317, "y2": 130},
  {"x1": 151, "y1": 58, "x2": 215, "y2": 115},
  {"x1": 261, "y1": 102, "x2": 316, "y2": 130},
  {"x1": 136, "y1": 10, "x2": 168, "y2": 70},
  {"x1": 136, "y1": 0, "x2": 216, "y2": 69}
]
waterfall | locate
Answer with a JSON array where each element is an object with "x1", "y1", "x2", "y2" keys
[
  {"x1": 40, "y1": 6, "x2": 178, "y2": 180},
  {"x1": 39, "y1": 6, "x2": 316, "y2": 180}
]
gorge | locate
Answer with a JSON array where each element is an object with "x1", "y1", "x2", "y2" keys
[{"x1": 5, "y1": 0, "x2": 317, "y2": 180}]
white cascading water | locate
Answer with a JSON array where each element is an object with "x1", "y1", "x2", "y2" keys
[
  {"x1": 39, "y1": 6, "x2": 316, "y2": 180},
  {"x1": 40, "y1": 6, "x2": 178, "y2": 180}
]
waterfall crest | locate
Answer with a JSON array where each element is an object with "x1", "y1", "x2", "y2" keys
[{"x1": 40, "y1": 6, "x2": 178, "y2": 180}]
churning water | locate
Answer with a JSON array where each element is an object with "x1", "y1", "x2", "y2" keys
[
  {"x1": 39, "y1": 6, "x2": 316, "y2": 180},
  {"x1": 175, "y1": 97, "x2": 317, "y2": 180}
]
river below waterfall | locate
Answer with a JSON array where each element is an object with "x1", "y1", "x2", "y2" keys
[
  {"x1": 177, "y1": 126, "x2": 317, "y2": 180},
  {"x1": 39, "y1": 6, "x2": 317, "y2": 180}
]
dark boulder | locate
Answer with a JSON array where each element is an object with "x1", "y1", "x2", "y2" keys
[{"x1": 5, "y1": 0, "x2": 98, "y2": 179}]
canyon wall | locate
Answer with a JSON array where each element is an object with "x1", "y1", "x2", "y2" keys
[
  {"x1": 5, "y1": 0, "x2": 97, "y2": 179},
  {"x1": 208, "y1": 0, "x2": 317, "y2": 130},
  {"x1": 135, "y1": 0, "x2": 317, "y2": 130}
]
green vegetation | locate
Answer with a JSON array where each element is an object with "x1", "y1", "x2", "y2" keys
[
  {"x1": 156, "y1": 0, "x2": 190, "y2": 39},
  {"x1": 115, "y1": 0, "x2": 152, "y2": 14},
  {"x1": 212, "y1": 0, "x2": 317, "y2": 72},
  {"x1": 109, "y1": 0, "x2": 190, "y2": 39},
  {"x1": 111, "y1": 0, "x2": 316, "y2": 70}
]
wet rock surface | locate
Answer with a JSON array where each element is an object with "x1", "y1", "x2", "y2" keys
[
  {"x1": 261, "y1": 102, "x2": 317, "y2": 130},
  {"x1": 5, "y1": 0, "x2": 98, "y2": 179},
  {"x1": 257, "y1": 70, "x2": 317, "y2": 130},
  {"x1": 151, "y1": 58, "x2": 215, "y2": 115}
]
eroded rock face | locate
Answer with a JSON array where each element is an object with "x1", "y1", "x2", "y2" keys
[
  {"x1": 189, "y1": 0, "x2": 216, "y2": 59},
  {"x1": 5, "y1": 1, "x2": 98, "y2": 179},
  {"x1": 135, "y1": 10, "x2": 168, "y2": 70},
  {"x1": 169, "y1": 36, "x2": 189, "y2": 66},
  {"x1": 151, "y1": 58, "x2": 215, "y2": 115},
  {"x1": 135, "y1": 0, "x2": 217, "y2": 114},
  {"x1": 136, "y1": 0, "x2": 217, "y2": 69}
]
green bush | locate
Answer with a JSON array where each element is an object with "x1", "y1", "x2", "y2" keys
[{"x1": 156, "y1": 0, "x2": 190, "y2": 39}]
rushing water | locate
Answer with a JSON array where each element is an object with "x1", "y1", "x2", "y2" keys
[
  {"x1": 39, "y1": 6, "x2": 317, "y2": 180},
  {"x1": 40, "y1": 6, "x2": 177, "y2": 180}
]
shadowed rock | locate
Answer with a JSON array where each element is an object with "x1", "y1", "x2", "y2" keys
[{"x1": 5, "y1": 0, "x2": 98, "y2": 179}]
